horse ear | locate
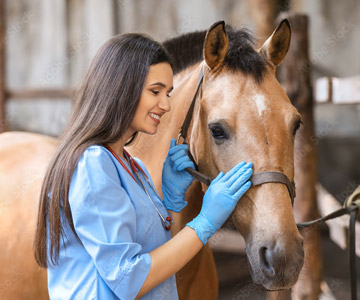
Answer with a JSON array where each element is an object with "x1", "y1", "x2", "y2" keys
[
  {"x1": 203, "y1": 21, "x2": 229, "y2": 70},
  {"x1": 259, "y1": 19, "x2": 291, "y2": 67}
]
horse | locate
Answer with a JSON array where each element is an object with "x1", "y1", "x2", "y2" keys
[
  {"x1": 0, "y1": 20, "x2": 304, "y2": 299},
  {"x1": 129, "y1": 19, "x2": 304, "y2": 299}
]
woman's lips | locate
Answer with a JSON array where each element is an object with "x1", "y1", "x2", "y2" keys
[{"x1": 149, "y1": 112, "x2": 161, "y2": 124}]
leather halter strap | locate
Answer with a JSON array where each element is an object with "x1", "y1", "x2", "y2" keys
[
  {"x1": 177, "y1": 65, "x2": 296, "y2": 205},
  {"x1": 251, "y1": 171, "x2": 296, "y2": 206},
  {"x1": 178, "y1": 65, "x2": 204, "y2": 142}
]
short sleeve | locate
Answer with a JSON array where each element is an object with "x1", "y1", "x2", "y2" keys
[{"x1": 69, "y1": 146, "x2": 151, "y2": 299}]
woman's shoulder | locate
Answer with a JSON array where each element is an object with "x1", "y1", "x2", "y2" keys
[
  {"x1": 83, "y1": 144, "x2": 109, "y2": 155},
  {"x1": 71, "y1": 145, "x2": 120, "y2": 192},
  {"x1": 80, "y1": 145, "x2": 114, "y2": 161},
  {"x1": 80, "y1": 145, "x2": 148, "y2": 175},
  {"x1": 76, "y1": 145, "x2": 117, "y2": 173}
]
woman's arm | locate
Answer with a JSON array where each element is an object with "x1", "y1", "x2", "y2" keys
[
  {"x1": 137, "y1": 161, "x2": 253, "y2": 298},
  {"x1": 136, "y1": 226, "x2": 201, "y2": 299}
]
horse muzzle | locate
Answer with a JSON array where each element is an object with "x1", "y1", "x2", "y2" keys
[{"x1": 246, "y1": 236, "x2": 304, "y2": 290}]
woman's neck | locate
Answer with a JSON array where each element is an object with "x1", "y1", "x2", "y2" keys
[{"x1": 107, "y1": 130, "x2": 134, "y2": 160}]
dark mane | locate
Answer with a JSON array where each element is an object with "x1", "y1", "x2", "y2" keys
[{"x1": 163, "y1": 25, "x2": 269, "y2": 82}]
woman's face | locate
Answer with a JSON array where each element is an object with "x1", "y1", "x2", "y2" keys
[{"x1": 130, "y1": 62, "x2": 173, "y2": 135}]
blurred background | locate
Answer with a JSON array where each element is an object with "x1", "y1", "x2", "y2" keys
[{"x1": 1, "y1": 0, "x2": 359, "y2": 299}]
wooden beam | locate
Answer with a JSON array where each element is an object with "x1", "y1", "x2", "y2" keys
[
  {"x1": 277, "y1": 14, "x2": 323, "y2": 298},
  {"x1": 6, "y1": 88, "x2": 75, "y2": 100},
  {"x1": 315, "y1": 75, "x2": 360, "y2": 104},
  {"x1": 250, "y1": 0, "x2": 279, "y2": 46},
  {"x1": 0, "y1": 0, "x2": 6, "y2": 132}
]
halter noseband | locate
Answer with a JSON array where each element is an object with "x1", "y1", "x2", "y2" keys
[{"x1": 176, "y1": 65, "x2": 296, "y2": 206}]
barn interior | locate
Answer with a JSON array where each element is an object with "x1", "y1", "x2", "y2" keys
[{"x1": 0, "y1": 0, "x2": 359, "y2": 299}]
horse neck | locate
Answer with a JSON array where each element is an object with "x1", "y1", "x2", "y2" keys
[{"x1": 127, "y1": 62, "x2": 203, "y2": 191}]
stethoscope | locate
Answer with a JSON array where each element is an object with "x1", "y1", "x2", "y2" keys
[{"x1": 105, "y1": 145, "x2": 173, "y2": 231}]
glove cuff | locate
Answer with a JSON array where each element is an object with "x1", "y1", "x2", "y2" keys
[{"x1": 186, "y1": 213, "x2": 216, "y2": 245}]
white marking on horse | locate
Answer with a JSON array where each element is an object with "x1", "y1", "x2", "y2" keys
[{"x1": 253, "y1": 93, "x2": 267, "y2": 116}]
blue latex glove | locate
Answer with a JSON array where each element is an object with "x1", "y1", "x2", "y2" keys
[
  {"x1": 187, "y1": 162, "x2": 253, "y2": 244},
  {"x1": 162, "y1": 139, "x2": 195, "y2": 212}
]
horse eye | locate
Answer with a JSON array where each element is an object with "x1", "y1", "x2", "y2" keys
[
  {"x1": 293, "y1": 120, "x2": 302, "y2": 135},
  {"x1": 209, "y1": 124, "x2": 228, "y2": 142}
]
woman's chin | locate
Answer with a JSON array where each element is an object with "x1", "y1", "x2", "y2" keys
[{"x1": 142, "y1": 127, "x2": 158, "y2": 135}]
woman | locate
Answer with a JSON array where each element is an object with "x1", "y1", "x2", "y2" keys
[{"x1": 34, "y1": 33, "x2": 253, "y2": 299}]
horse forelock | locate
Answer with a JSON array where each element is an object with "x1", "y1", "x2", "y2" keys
[{"x1": 163, "y1": 25, "x2": 270, "y2": 81}]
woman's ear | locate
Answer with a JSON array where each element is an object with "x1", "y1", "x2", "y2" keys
[
  {"x1": 203, "y1": 21, "x2": 229, "y2": 70},
  {"x1": 259, "y1": 19, "x2": 291, "y2": 67}
]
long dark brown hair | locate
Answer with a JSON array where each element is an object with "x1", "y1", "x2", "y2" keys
[{"x1": 34, "y1": 33, "x2": 172, "y2": 268}]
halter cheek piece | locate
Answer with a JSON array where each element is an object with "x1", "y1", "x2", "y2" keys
[{"x1": 176, "y1": 65, "x2": 296, "y2": 206}]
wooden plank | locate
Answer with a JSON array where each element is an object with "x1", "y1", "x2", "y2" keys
[
  {"x1": 315, "y1": 75, "x2": 360, "y2": 104},
  {"x1": 0, "y1": 0, "x2": 6, "y2": 132},
  {"x1": 277, "y1": 14, "x2": 323, "y2": 296},
  {"x1": 316, "y1": 184, "x2": 360, "y2": 257},
  {"x1": 250, "y1": 0, "x2": 279, "y2": 46},
  {"x1": 6, "y1": 88, "x2": 74, "y2": 99}
]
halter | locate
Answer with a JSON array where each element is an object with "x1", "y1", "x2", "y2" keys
[{"x1": 176, "y1": 64, "x2": 296, "y2": 206}]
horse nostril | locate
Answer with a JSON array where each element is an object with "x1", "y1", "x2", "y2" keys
[{"x1": 259, "y1": 247, "x2": 276, "y2": 277}]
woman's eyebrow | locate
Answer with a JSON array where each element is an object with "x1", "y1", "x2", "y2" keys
[
  {"x1": 150, "y1": 82, "x2": 167, "y2": 88},
  {"x1": 150, "y1": 82, "x2": 174, "y2": 91}
]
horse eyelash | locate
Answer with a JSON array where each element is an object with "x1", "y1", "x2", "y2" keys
[{"x1": 293, "y1": 119, "x2": 303, "y2": 135}]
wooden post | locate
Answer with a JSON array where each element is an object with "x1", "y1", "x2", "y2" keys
[
  {"x1": 250, "y1": 0, "x2": 279, "y2": 45},
  {"x1": 277, "y1": 14, "x2": 323, "y2": 299},
  {"x1": 0, "y1": 0, "x2": 6, "y2": 132}
]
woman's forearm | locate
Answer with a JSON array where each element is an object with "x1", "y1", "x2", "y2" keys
[{"x1": 135, "y1": 226, "x2": 202, "y2": 299}]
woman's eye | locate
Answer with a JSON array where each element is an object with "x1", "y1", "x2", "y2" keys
[{"x1": 151, "y1": 90, "x2": 160, "y2": 96}]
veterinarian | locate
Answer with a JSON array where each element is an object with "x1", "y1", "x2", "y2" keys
[{"x1": 34, "y1": 33, "x2": 253, "y2": 299}]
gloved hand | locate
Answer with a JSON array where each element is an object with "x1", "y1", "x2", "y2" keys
[
  {"x1": 187, "y1": 162, "x2": 253, "y2": 244},
  {"x1": 162, "y1": 139, "x2": 195, "y2": 212}
]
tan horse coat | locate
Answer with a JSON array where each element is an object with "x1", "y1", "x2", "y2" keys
[{"x1": 0, "y1": 132, "x2": 55, "y2": 299}]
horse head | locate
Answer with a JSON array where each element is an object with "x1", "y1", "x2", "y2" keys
[{"x1": 188, "y1": 20, "x2": 304, "y2": 290}]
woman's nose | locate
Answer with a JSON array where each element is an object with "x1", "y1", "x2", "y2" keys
[{"x1": 159, "y1": 95, "x2": 171, "y2": 112}]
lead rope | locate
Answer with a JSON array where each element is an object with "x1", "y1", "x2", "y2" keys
[
  {"x1": 349, "y1": 208, "x2": 358, "y2": 300},
  {"x1": 297, "y1": 188, "x2": 360, "y2": 300}
]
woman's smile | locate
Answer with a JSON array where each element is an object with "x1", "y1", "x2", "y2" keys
[{"x1": 149, "y1": 112, "x2": 161, "y2": 124}]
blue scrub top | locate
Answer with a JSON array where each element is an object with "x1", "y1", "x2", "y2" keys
[{"x1": 47, "y1": 145, "x2": 178, "y2": 300}]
